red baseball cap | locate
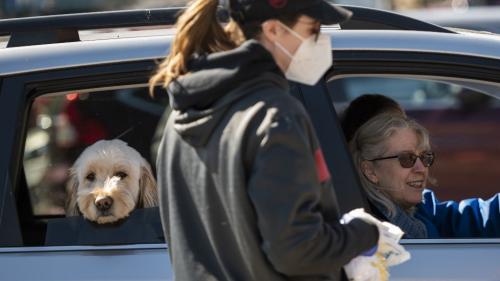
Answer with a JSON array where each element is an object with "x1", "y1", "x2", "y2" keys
[{"x1": 223, "y1": 0, "x2": 352, "y2": 25}]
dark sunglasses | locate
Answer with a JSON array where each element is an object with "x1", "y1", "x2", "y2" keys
[{"x1": 367, "y1": 151, "x2": 435, "y2": 168}]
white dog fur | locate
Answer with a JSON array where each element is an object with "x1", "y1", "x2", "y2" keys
[{"x1": 65, "y1": 139, "x2": 158, "y2": 224}]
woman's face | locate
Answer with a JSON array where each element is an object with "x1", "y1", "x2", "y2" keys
[
  {"x1": 260, "y1": 15, "x2": 320, "y2": 72},
  {"x1": 364, "y1": 127, "x2": 429, "y2": 209}
]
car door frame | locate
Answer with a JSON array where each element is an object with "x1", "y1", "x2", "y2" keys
[
  {"x1": 291, "y1": 81, "x2": 371, "y2": 214},
  {"x1": 0, "y1": 59, "x2": 174, "y2": 280}
]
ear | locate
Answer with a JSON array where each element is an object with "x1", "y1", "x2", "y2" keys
[
  {"x1": 138, "y1": 162, "x2": 158, "y2": 208},
  {"x1": 361, "y1": 160, "x2": 379, "y2": 185},
  {"x1": 65, "y1": 169, "x2": 80, "y2": 216},
  {"x1": 261, "y1": 19, "x2": 283, "y2": 41}
]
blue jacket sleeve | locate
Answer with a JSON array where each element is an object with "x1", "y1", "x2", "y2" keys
[{"x1": 417, "y1": 189, "x2": 500, "y2": 238}]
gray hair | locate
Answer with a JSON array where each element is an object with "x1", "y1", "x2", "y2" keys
[{"x1": 349, "y1": 113, "x2": 431, "y2": 218}]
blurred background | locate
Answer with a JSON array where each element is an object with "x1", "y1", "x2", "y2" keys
[
  {"x1": 2, "y1": 0, "x2": 499, "y2": 34},
  {"x1": 1, "y1": 0, "x2": 499, "y2": 18}
]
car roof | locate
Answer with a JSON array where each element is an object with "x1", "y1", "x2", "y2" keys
[
  {"x1": 1, "y1": 29, "x2": 500, "y2": 77},
  {"x1": 0, "y1": 34, "x2": 171, "y2": 76},
  {"x1": 328, "y1": 30, "x2": 500, "y2": 59},
  {"x1": 1, "y1": 6, "x2": 500, "y2": 77}
]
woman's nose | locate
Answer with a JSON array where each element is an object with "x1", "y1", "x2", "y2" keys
[{"x1": 412, "y1": 158, "x2": 426, "y2": 172}]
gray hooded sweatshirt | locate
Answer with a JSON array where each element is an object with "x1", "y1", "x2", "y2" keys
[{"x1": 156, "y1": 40, "x2": 378, "y2": 281}]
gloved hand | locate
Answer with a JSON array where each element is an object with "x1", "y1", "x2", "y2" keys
[
  {"x1": 344, "y1": 255, "x2": 387, "y2": 281},
  {"x1": 341, "y1": 208, "x2": 410, "y2": 266},
  {"x1": 341, "y1": 208, "x2": 411, "y2": 281},
  {"x1": 375, "y1": 221, "x2": 411, "y2": 266}
]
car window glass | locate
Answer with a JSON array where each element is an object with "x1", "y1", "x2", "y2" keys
[
  {"x1": 19, "y1": 85, "x2": 168, "y2": 246},
  {"x1": 328, "y1": 76, "x2": 500, "y2": 239}
]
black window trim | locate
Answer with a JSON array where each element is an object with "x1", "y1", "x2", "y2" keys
[
  {"x1": 327, "y1": 50, "x2": 500, "y2": 243},
  {"x1": 0, "y1": 59, "x2": 160, "y2": 247},
  {"x1": 330, "y1": 50, "x2": 500, "y2": 83}
]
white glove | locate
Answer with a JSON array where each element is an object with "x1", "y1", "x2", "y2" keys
[
  {"x1": 376, "y1": 221, "x2": 411, "y2": 266},
  {"x1": 344, "y1": 255, "x2": 387, "y2": 281},
  {"x1": 341, "y1": 208, "x2": 410, "y2": 265},
  {"x1": 341, "y1": 208, "x2": 411, "y2": 281}
]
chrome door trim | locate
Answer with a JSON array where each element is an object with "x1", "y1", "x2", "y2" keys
[{"x1": 0, "y1": 243, "x2": 168, "y2": 253}]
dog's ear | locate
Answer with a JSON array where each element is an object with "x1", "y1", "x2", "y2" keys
[
  {"x1": 65, "y1": 169, "x2": 80, "y2": 216},
  {"x1": 138, "y1": 162, "x2": 158, "y2": 208}
]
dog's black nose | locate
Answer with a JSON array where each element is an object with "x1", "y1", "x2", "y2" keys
[{"x1": 95, "y1": 196, "x2": 113, "y2": 211}]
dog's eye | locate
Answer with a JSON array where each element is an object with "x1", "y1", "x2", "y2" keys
[
  {"x1": 86, "y1": 172, "x2": 95, "y2": 181},
  {"x1": 115, "y1": 171, "x2": 128, "y2": 179}
]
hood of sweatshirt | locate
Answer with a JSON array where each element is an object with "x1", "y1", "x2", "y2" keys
[{"x1": 166, "y1": 40, "x2": 287, "y2": 147}]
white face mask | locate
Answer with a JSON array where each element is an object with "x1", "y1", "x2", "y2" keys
[{"x1": 274, "y1": 22, "x2": 333, "y2": 86}]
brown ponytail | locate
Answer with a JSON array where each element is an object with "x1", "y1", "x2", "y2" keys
[{"x1": 150, "y1": 0, "x2": 244, "y2": 93}]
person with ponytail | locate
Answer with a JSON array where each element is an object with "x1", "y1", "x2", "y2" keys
[{"x1": 151, "y1": 1, "x2": 382, "y2": 280}]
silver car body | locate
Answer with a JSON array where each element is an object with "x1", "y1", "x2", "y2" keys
[
  {"x1": 1, "y1": 25, "x2": 500, "y2": 281},
  {"x1": 1, "y1": 30, "x2": 500, "y2": 76}
]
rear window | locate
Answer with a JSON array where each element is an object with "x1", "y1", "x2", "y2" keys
[{"x1": 18, "y1": 85, "x2": 168, "y2": 246}]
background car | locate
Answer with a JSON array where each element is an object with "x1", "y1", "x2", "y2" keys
[
  {"x1": 403, "y1": 5, "x2": 500, "y2": 34},
  {"x1": 0, "y1": 5, "x2": 499, "y2": 281}
]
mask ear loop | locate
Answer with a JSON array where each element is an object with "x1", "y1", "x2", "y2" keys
[
  {"x1": 273, "y1": 40, "x2": 293, "y2": 58},
  {"x1": 272, "y1": 21, "x2": 306, "y2": 59},
  {"x1": 280, "y1": 20, "x2": 323, "y2": 42},
  {"x1": 277, "y1": 21, "x2": 306, "y2": 41}
]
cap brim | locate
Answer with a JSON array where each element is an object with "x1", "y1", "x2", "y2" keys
[{"x1": 303, "y1": 2, "x2": 353, "y2": 25}]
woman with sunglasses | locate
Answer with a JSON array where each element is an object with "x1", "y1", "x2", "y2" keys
[{"x1": 350, "y1": 112, "x2": 500, "y2": 238}]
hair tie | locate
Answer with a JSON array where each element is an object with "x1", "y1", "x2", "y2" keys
[{"x1": 218, "y1": 0, "x2": 229, "y2": 9}]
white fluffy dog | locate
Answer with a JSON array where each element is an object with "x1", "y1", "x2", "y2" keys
[{"x1": 65, "y1": 139, "x2": 158, "y2": 224}]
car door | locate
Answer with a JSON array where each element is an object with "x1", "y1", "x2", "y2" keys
[
  {"x1": 0, "y1": 60, "x2": 173, "y2": 281},
  {"x1": 320, "y1": 32, "x2": 500, "y2": 280}
]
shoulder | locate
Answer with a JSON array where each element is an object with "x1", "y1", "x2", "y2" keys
[{"x1": 232, "y1": 73, "x2": 310, "y2": 125}]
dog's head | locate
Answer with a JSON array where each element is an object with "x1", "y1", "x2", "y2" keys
[{"x1": 65, "y1": 139, "x2": 158, "y2": 224}]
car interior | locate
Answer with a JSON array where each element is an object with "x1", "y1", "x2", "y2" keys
[
  {"x1": 19, "y1": 86, "x2": 168, "y2": 246},
  {"x1": 329, "y1": 75, "x2": 500, "y2": 202},
  {"x1": 15, "y1": 73, "x2": 500, "y2": 247}
]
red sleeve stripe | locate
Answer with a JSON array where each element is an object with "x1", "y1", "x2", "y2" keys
[{"x1": 315, "y1": 148, "x2": 331, "y2": 183}]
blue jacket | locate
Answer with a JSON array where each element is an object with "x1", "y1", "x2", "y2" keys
[{"x1": 415, "y1": 189, "x2": 500, "y2": 238}]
